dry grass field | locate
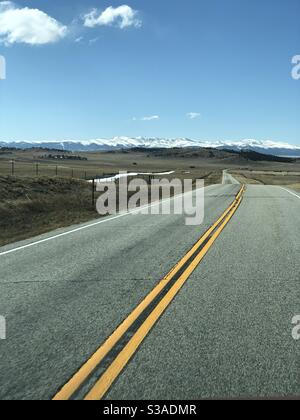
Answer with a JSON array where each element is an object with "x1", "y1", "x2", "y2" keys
[
  {"x1": 1, "y1": 147, "x2": 300, "y2": 181},
  {"x1": 0, "y1": 147, "x2": 226, "y2": 182},
  {"x1": 0, "y1": 148, "x2": 224, "y2": 246},
  {"x1": 0, "y1": 176, "x2": 99, "y2": 246},
  {"x1": 1, "y1": 147, "x2": 300, "y2": 246},
  {"x1": 231, "y1": 170, "x2": 300, "y2": 189}
]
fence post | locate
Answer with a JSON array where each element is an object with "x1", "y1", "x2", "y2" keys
[
  {"x1": 92, "y1": 178, "x2": 95, "y2": 208},
  {"x1": 56, "y1": 166, "x2": 58, "y2": 176},
  {"x1": 36, "y1": 163, "x2": 39, "y2": 176},
  {"x1": 11, "y1": 160, "x2": 15, "y2": 176},
  {"x1": 71, "y1": 168, "x2": 74, "y2": 178}
]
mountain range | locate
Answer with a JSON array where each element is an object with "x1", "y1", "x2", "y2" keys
[{"x1": 1, "y1": 138, "x2": 300, "y2": 157}]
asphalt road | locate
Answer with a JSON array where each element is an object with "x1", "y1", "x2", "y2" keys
[
  {"x1": 222, "y1": 169, "x2": 240, "y2": 185},
  {"x1": 0, "y1": 183, "x2": 299, "y2": 399}
]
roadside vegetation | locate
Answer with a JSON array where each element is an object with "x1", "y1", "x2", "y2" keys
[
  {"x1": 0, "y1": 176, "x2": 98, "y2": 247},
  {"x1": 231, "y1": 170, "x2": 300, "y2": 189},
  {"x1": 0, "y1": 172, "x2": 219, "y2": 247}
]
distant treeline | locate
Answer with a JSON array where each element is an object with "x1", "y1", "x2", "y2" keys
[
  {"x1": 127, "y1": 146, "x2": 296, "y2": 163},
  {"x1": 226, "y1": 149, "x2": 295, "y2": 163},
  {"x1": 0, "y1": 147, "x2": 16, "y2": 154},
  {"x1": 0, "y1": 146, "x2": 68, "y2": 153},
  {"x1": 40, "y1": 154, "x2": 88, "y2": 161},
  {"x1": 33, "y1": 147, "x2": 68, "y2": 153}
]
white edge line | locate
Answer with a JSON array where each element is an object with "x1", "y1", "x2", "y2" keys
[
  {"x1": 279, "y1": 187, "x2": 300, "y2": 200},
  {"x1": 0, "y1": 187, "x2": 208, "y2": 257}
]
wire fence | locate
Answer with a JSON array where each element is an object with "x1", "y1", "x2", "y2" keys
[
  {"x1": 0, "y1": 160, "x2": 164, "y2": 185},
  {"x1": 0, "y1": 160, "x2": 110, "y2": 181}
]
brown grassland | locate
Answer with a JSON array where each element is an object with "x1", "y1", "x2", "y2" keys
[
  {"x1": 0, "y1": 147, "x2": 300, "y2": 247},
  {"x1": 231, "y1": 170, "x2": 300, "y2": 191}
]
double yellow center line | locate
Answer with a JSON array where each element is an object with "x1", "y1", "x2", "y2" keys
[{"x1": 53, "y1": 185, "x2": 245, "y2": 401}]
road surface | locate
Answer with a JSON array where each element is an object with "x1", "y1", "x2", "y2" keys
[
  {"x1": 0, "y1": 182, "x2": 299, "y2": 400},
  {"x1": 222, "y1": 169, "x2": 240, "y2": 185}
]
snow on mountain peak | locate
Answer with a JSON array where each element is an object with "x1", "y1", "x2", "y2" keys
[{"x1": 1, "y1": 137, "x2": 300, "y2": 156}]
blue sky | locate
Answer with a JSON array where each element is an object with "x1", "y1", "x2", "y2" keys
[{"x1": 0, "y1": 0, "x2": 299, "y2": 144}]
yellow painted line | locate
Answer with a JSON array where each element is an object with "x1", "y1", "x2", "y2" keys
[
  {"x1": 84, "y1": 192, "x2": 244, "y2": 400},
  {"x1": 53, "y1": 186, "x2": 244, "y2": 401}
]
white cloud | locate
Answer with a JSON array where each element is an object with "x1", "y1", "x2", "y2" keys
[
  {"x1": 0, "y1": 1, "x2": 67, "y2": 45},
  {"x1": 141, "y1": 115, "x2": 160, "y2": 121},
  {"x1": 187, "y1": 112, "x2": 201, "y2": 120},
  {"x1": 133, "y1": 115, "x2": 160, "y2": 121},
  {"x1": 84, "y1": 5, "x2": 141, "y2": 29}
]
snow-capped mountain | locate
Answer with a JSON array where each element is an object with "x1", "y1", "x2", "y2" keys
[
  {"x1": 212, "y1": 139, "x2": 300, "y2": 157},
  {"x1": 1, "y1": 137, "x2": 300, "y2": 157},
  {"x1": 0, "y1": 137, "x2": 200, "y2": 151}
]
